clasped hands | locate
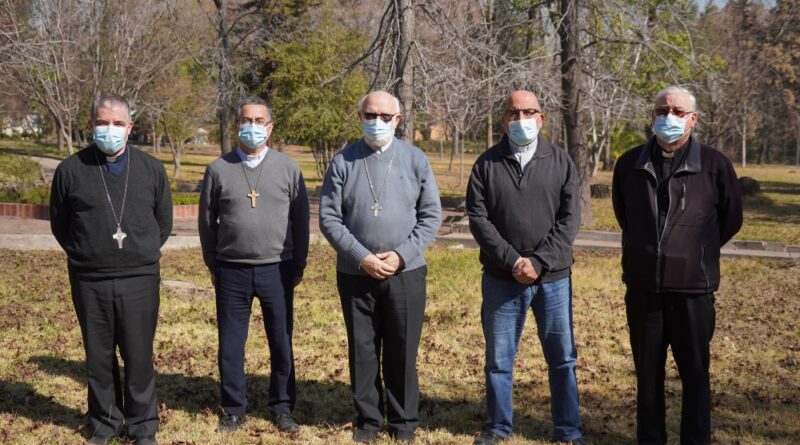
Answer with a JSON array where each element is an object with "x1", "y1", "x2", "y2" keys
[
  {"x1": 360, "y1": 251, "x2": 404, "y2": 280},
  {"x1": 512, "y1": 257, "x2": 539, "y2": 284}
]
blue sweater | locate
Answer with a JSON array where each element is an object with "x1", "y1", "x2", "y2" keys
[{"x1": 319, "y1": 138, "x2": 441, "y2": 275}]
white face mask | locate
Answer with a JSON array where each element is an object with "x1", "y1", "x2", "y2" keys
[
  {"x1": 362, "y1": 118, "x2": 394, "y2": 147},
  {"x1": 507, "y1": 118, "x2": 539, "y2": 146},
  {"x1": 93, "y1": 125, "x2": 128, "y2": 154}
]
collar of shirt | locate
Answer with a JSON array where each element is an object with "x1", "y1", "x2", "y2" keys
[
  {"x1": 509, "y1": 137, "x2": 537, "y2": 170},
  {"x1": 509, "y1": 137, "x2": 538, "y2": 155},
  {"x1": 99, "y1": 145, "x2": 129, "y2": 176},
  {"x1": 366, "y1": 138, "x2": 393, "y2": 153},
  {"x1": 236, "y1": 146, "x2": 270, "y2": 168}
]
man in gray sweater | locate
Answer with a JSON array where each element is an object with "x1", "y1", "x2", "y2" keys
[
  {"x1": 198, "y1": 96, "x2": 309, "y2": 434},
  {"x1": 319, "y1": 90, "x2": 441, "y2": 444}
]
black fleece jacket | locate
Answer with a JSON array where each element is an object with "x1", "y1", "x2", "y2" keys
[
  {"x1": 467, "y1": 136, "x2": 581, "y2": 282},
  {"x1": 50, "y1": 145, "x2": 173, "y2": 278},
  {"x1": 612, "y1": 136, "x2": 743, "y2": 293}
]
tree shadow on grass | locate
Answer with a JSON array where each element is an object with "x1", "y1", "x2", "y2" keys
[
  {"x1": 28, "y1": 355, "x2": 353, "y2": 426},
  {"x1": 0, "y1": 379, "x2": 85, "y2": 429}
]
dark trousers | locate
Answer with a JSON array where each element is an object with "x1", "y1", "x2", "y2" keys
[
  {"x1": 69, "y1": 272, "x2": 160, "y2": 439},
  {"x1": 625, "y1": 290, "x2": 716, "y2": 445},
  {"x1": 337, "y1": 267, "x2": 427, "y2": 434},
  {"x1": 215, "y1": 260, "x2": 296, "y2": 416}
]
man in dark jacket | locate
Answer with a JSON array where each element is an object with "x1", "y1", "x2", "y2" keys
[
  {"x1": 50, "y1": 94, "x2": 172, "y2": 445},
  {"x1": 467, "y1": 90, "x2": 584, "y2": 445},
  {"x1": 612, "y1": 85, "x2": 743, "y2": 445}
]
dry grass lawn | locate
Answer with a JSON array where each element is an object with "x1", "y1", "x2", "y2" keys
[{"x1": 1, "y1": 246, "x2": 798, "y2": 444}]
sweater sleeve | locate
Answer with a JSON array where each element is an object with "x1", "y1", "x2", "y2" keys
[
  {"x1": 198, "y1": 166, "x2": 219, "y2": 270},
  {"x1": 291, "y1": 170, "x2": 310, "y2": 276},
  {"x1": 717, "y1": 156, "x2": 743, "y2": 245},
  {"x1": 467, "y1": 160, "x2": 521, "y2": 271},
  {"x1": 154, "y1": 161, "x2": 173, "y2": 246},
  {"x1": 319, "y1": 156, "x2": 373, "y2": 268},
  {"x1": 529, "y1": 152, "x2": 581, "y2": 274},
  {"x1": 49, "y1": 163, "x2": 71, "y2": 250},
  {"x1": 392, "y1": 155, "x2": 442, "y2": 266}
]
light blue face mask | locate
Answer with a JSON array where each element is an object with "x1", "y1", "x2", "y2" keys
[
  {"x1": 362, "y1": 118, "x2": 394, "y2": 146},
  {"x1": 653, "y1": 114, "x2": 687, "y2": 144},
  {"x1": 238, "y1": 124, "x2": 269, "y2": 149},
  {"x1": 93, "y1": 125, "x2": 128, "y2": 155},
  {"x1": 507, "y1": 118, "x2": 539, "y2": 146}
]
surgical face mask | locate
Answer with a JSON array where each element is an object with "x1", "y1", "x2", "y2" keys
[
  {"x1": 362, "y1": 118, "x2": 394, "y2": 147},
  {"x1": 507, "y1": 118, "x2": 539, "y2": 146},
  {"x1": 93, "y1": 125, "x2": 128, "y2": 155},
  {"x1": 238, "y1": 124, "x2": 269, "y2": 149},
  {"x1": 653, "y1": 114, "x2": 687, "y2": 144}
]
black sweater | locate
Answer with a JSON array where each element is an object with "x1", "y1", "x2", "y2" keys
[
  {"x1": 467, "y1": 136, "x2": 581, "y2": 282},
  {"x1": 50, "y1": 145, "x2": 173, "y2": 278}
]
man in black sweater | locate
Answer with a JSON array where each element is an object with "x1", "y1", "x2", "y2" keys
[
  {"x1": 467, "y1": 90, "x2": 584, "y2": 445},
  {"x1": 50, "y1": 94, "x2": 172, "y2": 445},
  {"x1": 612, "y1": 86, "x2": 743, "y2": 445}
]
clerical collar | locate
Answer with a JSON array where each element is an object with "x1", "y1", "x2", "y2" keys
[
  {"x1": 366, "y1": 138, "x2": 393, "y2": 153},
  {"x1": 510, "y1": 137, "x2": 538, "y2": 154},
  {"x1": 105, "y1": 146, "x2": 127, "y2": 163},
  {"x1": 236, "y1": 146, "x2": 270, "y2": 168}
]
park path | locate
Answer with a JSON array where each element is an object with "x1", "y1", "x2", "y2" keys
[
  {"x1": 28, "y1": 155, "x2": 60, "y2": 183},
  {"x1": 0, "y1": 153, "x2": 796, "y2": 258}
]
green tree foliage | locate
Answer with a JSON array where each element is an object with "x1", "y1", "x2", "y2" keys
[{"x1": 266, "y1": 2, "x2": 367, "y2": 178}]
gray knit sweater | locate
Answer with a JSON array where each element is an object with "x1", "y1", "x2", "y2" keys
[
  {"x1": 319, "y1": 138, "x2": 441, "y2": 275},
  {"x1": 199, "y1": 149, "x2": 310, "y2": 274}
]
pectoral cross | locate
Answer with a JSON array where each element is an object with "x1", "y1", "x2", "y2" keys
[
  {"x1": 112, "y1": 226, "x2": 127, "y2": 249},
  {"x1": 247, "y1": 190, "x2": 261, "y2": 208},
  {"x1": 371, "y1": 201, "x2": 382, "y2": 217}
]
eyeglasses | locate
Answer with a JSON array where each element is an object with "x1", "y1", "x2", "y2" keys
[
  {"x1": 240, "y1": 118, "x2": 272, "y2": 126},
  {"x1": 654, "y1": 108, "x2": 695, "y2": 118},
  {"x1": 504, "y1": 108, "x2": 541, "y2": 120},
  {"x1": 363, "y1": 112, "x2": 397, "y2": 123}
]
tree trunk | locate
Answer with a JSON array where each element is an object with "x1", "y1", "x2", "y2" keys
[
  {"x1": 557, "y1": 0, "x2": 593, "y2": 227},
  {"x1": 741, "y1": 119, "x2": 747, "y2": 167},
  {"x1": 394, "y1": 0, "x2": 415, "y2": 143},
  {"x1": 449, "y1": 126, "x2": 457, "y2": 172},
  {"x1": 216, "y1": 0, "x2": 233, "y2": 155},
  {"x1": 459, "y1": 132, "x2": 465, "y2": 187},
  {"x1": 795, "y1": 123, "x2": 800, "y2": 167},
  {"x1": 172, "y1": 145, "x2": 182, "y2": 179}
]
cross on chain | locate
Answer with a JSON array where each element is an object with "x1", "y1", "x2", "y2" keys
[{"x1": 247, "y1": 190, "x2": 261, "y2": 208}]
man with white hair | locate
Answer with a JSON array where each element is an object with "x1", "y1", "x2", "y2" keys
[
  {"x1": 612, "y1": 85, "x2": 743, "y2": 445},
  {"x1": 319, "y1": 90, "x2": 441, "y2": 443},
  {"x1": 50, "y1": 93, "x2": 172, "y2": 445}
]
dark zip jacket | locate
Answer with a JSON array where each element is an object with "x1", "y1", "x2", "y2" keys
[
  {"x1": 612, "y1": 136, "x2": 743, "y2": 293},
  {"x1": 467, "y1": 136, "x2": 580, "y2": 282}
]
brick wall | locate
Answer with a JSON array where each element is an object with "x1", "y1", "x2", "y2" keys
[{"x1": 0, "y1": 203, "x2": 199, "y2": 220}]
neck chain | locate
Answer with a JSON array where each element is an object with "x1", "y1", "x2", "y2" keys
[
  {"x1": 95, "y1": 149, "x2": 130, "y2": 249},
  {"x1": 362, "y1": 144, "x2": 396, "y2": 217},
  {"x1": 240, "y1": 149, "x2": 269, "y2": 208}
]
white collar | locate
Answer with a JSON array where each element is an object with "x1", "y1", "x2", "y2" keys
[
  {"x1": 510, "y1": 137, "x2": 538, "y2": 154},
  {"x1": 236, "y1": 146, "x2": 270, "y2": 167},
  {"x1": 365, "y1": 138, "x2": 393, "y2": 153}
]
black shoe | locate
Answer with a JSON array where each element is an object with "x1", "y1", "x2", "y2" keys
[
  {"x1": 275, "y1": 412, "x2": 300, "y2": 433},
  {"x1": 474, "y1": 431, "x2": 505, "y2": 445},
  {"x1": 562, "y1": 438, "x2": 587, "y2": 445},
  {"x1": 85, "y1": 437, "x2": 110, "y2": 445},
  {"x1": 134, "y1": 437, "x2": 158, "y2": 445},
  {"x1": 389, "y1": 428, "x2": 415, "y2": 443},
  {"x1": 218, "y1": 412, "x2": 246, "y2": 432},
  {"x1": 352, "y1": 427, "x2": 378, "y2": 443}
]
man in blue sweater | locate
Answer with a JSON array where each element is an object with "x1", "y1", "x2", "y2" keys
[
  {"x1": 467, "y1": 90, "x2": 584, "y2": 445},
  {"x1": 50, "y1": 94, "x2": 172, "y2": 445},
  {"x1": 319, "y1": 90, "x2": 441, "y2": 443}
]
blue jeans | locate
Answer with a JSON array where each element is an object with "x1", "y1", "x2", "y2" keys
[{"x1": 481, "y1": 274, "x2": 582, "y2": 441}]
